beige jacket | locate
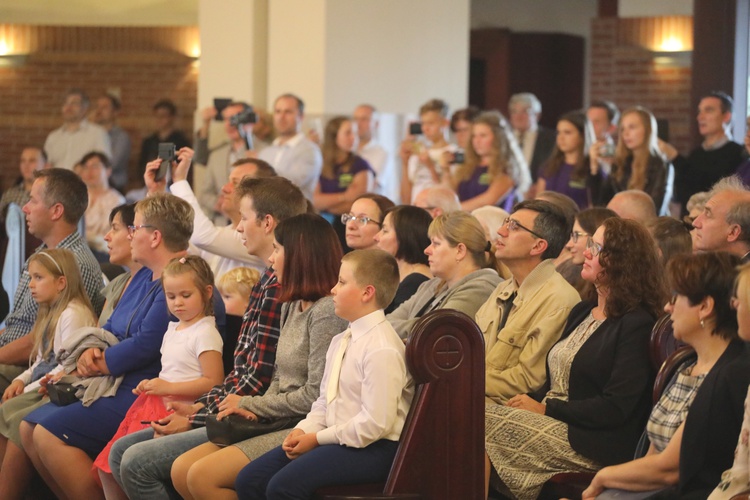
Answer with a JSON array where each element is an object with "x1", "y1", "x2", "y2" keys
[{"x1": 476, "y1": 260, "x2": 580, "y2": 404}]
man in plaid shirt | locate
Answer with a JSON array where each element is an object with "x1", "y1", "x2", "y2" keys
[
  {"x1": 0, "y1": 168, "x2": 104, "y2": 391},
  {"x1": 109, "y1": 175, "x2": 308, "y2": 499}
]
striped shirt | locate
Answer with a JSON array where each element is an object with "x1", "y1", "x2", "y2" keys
[{"x1": 2, "y1": 231, "x2": 104, "y2": 346}]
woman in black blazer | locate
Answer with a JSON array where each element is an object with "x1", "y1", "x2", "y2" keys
[{"x1": 484, "y1": 218, "x2": 666, "y2": 500}]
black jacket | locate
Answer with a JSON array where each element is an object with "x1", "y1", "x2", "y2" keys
[{"x1": 532, "y1": 301, "x2": 655, "y2": 466}]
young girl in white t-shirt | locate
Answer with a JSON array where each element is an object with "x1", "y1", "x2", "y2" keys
[{"x1": 94, "y1": 255, "x2": 224, "y2": 491}]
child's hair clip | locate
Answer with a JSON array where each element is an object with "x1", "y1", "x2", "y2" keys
[{"x1": 179, "y1": 257, "x2": 187, "y2": 264}]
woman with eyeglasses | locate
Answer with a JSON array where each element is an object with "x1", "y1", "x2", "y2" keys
[
  {"x1": 373, "y1": 205, "x2": 433, "y2": 314},
  {"x1": 559, "y1": 207, "x2": 619, "y2": 298},
  {"x1": 342, "y1": 193, "x2": 394, "y2": 251},
  {"x1": 387, "y1": 211, "x2": 501, "y2": 339},
  {"x1": 580, "y1": 252, "x2": 741, "y2": 499},
  {"x1": 484, "y1": 218, "x2": 666, "y2": 500}
]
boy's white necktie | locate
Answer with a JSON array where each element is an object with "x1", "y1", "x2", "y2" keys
[{"x1": 326, "y1": 329, "x2": 352, "y2": 404}]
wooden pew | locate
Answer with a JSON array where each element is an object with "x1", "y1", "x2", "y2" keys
[{"x1": 314, "y1": 309, "x2": 486, "y2": 500}]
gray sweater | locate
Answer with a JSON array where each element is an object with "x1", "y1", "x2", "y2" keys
[
  {"x1": 239, "y1": 296, "x2": 347, "y2": 419},
  {"x1": 387, "y1": 268, "x2": 501, "y2": 339}
]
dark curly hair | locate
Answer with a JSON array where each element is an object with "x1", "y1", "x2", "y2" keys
[{"x1": 598, "y1": 218, "x2": 667, "y2": 319}]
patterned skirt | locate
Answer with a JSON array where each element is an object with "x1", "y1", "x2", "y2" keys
[{"x1": 485, "y1": 403, "x2": 600, "y2": 500}]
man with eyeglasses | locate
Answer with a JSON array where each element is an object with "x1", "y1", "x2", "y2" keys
[{"x1": 476, "y1": 200, "x2": 581, "y2": 405}]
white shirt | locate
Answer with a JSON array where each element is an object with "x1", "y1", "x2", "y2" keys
[
  {"x1": 170, "y1": 180, "x2": 266, "y2": 279},
  {"x1": 159, "y1": 316, "x2": 223, "y2": 383},
  {"x1": 296, "y1": 309, "x2": 414, "y2": 447},
  {"x1": 17, "y1": 301, "x2": 96, "y2": 392},
  {"x1": 358, "y1": 140, "x2": 393, "y2": 199},
  {"x1": 259, "y1": 132, "x2": 323, "y2": 200},
  {"x1": 515, "y1": 128, "x2": 538, "y2": 168},
  {"x1": 44, "y1": 119, "x2": 112, "y2": 170},
  {"x1": 406, "y1": 142, "x2": 457, "y2": 202}
]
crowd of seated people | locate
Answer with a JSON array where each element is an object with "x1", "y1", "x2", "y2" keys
[{"x1": 2, "y1": 84, "x2": 750, "y2": 500}]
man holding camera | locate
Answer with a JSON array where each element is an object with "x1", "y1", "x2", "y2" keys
[{"x1": 194, "y1": 101, "x2": 254, "y2": 222}]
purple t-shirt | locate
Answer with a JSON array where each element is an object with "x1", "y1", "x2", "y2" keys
[
  {"x1": 318, "y1": 155, "x2": 374, "y2": 193},
  {"x1": 737, "y1": 159, "x2": 750, "y2": 187},
  {"x1": 457, "y1": 165, "x2": 491, "y2": 201},
  {"x1": 542, "y1": 163, "x2": 590, "y2": 209}
]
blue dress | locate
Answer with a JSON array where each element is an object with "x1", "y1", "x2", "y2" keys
[{"x1": 25, "y1": 267, "x2": 226, "y2": 456}]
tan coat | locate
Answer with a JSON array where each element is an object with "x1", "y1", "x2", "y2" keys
[{"x1": 476, "y1": 260, "x2": 580, "y2": 404}]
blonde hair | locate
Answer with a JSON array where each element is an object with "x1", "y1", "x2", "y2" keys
[
  {"x1": 28, "y1": 249, "x2": 96, "y2": 362},
  {"x1": 217, "y1": 267, "x2": 260, "y2": 300},
  {"x1": 135, "y1": 193, "x2": 194, "y2": 252},
  {"x1": 341, "y1": 249, "x2": 399, "y2": 310},
  {"x1": 428, "y1": 211, "x2": 495, "y2": 270},
  {"x1": 162, "y1": 256, "x2": 215, "y2": 317},
  {"x1": 613, "y1": 107, "x2": 663, "y2": 190}
]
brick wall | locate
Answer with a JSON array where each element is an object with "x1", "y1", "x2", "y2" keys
[
  {"x1": 0, "y1": 25, "x2": 198, "y2": 192},
  {"x1": 590, "y1": 17, "x2": 693, "y2": 155}
]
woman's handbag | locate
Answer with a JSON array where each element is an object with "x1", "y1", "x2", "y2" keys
[
  {"x1": 206, "y1": 414, "x2": 302, "y2": 447},
  {"x1": 47, "y1": 382, "x2": 79, "y2": 406}
]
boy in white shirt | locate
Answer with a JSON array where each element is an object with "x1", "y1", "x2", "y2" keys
[
  {"x1": 399, "y1": 98, "x2": 457, "y2": 204},
  {"x1": 234, "y1": 248, "x2": 413, "y2": 499}
]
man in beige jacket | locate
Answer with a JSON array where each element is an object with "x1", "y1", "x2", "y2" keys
[{"x1": 476, "y1": 200, "x2": 581, "y2": 404}]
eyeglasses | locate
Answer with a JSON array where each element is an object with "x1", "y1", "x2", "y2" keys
[
  {"x1": 341, "y1": 213, "x2": 381, "y2": 227},
  {"x1": 585, "y1": 236, "x2": 604, "y2": 257},
  {"x1": 669, "y1": 291, "x2": 680, "y2": 305},
  {"x1": 570, "y1": 230, "x2": 589, "y2": 244},
  {"x1": 127, "y1": 224, "x2": 156, "y2": 236},
  {"x1": 502, "y1": 217, "x2": 544, "y2": 239}
]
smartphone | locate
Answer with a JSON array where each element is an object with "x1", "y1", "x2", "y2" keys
[
  {"x1": 213, "y1": 98, "x2": 232, "y2": 121},
  {"x1": 409, "y1": 122, "x2": 423, "y2": 136},
  {"x1": 156, "y1": 143, "x2": 176, "y2": 182},
  {"x1": 453, "y1": 151, "x2": 465, "y2": 164}
]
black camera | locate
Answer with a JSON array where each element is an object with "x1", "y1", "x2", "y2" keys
[
  {"x1": 409, "y1": 122, "x2": 423, "y2": 136},
  {"x1": 453, "y1": 151, "x2": 465, "y2": 164},
  {"x1": 230, "y1": 108, "x2": 257, "y2": 127},
  {"x1": 156, "y1": 143, "x2": 176, "y2": 181}
]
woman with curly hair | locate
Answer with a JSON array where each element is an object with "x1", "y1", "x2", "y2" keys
[
  {"x1": 442, "y1": 111, "x2": 530, "y2": 212},
  {"x1": 591, "y1": 107, "x2": 671, "y2": 214},
  {"x1": 484, "y1": 217, "x2": 667, "y2": 500}
]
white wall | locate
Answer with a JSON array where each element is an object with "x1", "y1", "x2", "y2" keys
[
  {"x1": 198, "y1": 0, "x2": 267, "y2": 110},
  {"x1": 324, "y1": 0, "x2": 470, "y2": 115}
]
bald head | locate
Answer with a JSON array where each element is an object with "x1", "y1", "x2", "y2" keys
[
  {"x1": 413, "y1": 186, "x2": 460, "y2": 218},
  {"x1": 607, "y1": 190, "x2": 657, "y2": 226}
]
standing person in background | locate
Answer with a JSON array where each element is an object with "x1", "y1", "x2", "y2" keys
[
  {"x1": 259, "y1": 94, "x2": 323, "y2": 201},
  {"x1": 194, "y1": 101, "x2": 254, "y2": 222},
  {"x1": 0, "y1": 147, "x2": 46, "y2": 222},
  {"x1": 508, "y1": 93, "x2": 556, "y2": 184},
  {"x1": 77, "y1": 152, "x2": 126, "y2": 262},
  {"x1": 138, "y1": 99, "x2": 192, "y2": 180},
  {"x1": 587, "y1": 100, "x2": 620, "y2": 143},
  {"x1": 313, "y1": 116, "x2": 374, "y2": 248},
  {"x1": 662, "y1": 91, "x2": 744, "y2": 216},
  {"x1": 44, "y1": 89, "x2": 111, "y2": 171},
  {"x1": 399, "y1": 99, "x2": 456, "y2": 204},
  {"x1": 91, "y1": 94, "x2": 131, "y2": 193},
  {"x1": 353, "y1": 104, "x2": 394, "y2": 199},
  {"x1": 537, "y1": 111, "x2": 597, "y2": 209},
  {"x1": 450, "y1": 106, "x2": 480, "y2": 152},
  {"x1": 593, "y1": 107, "x2": 672, "y2": 214},
  {"x1": 443, "y1": 111, "x2": 529, "y2": 212}
]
